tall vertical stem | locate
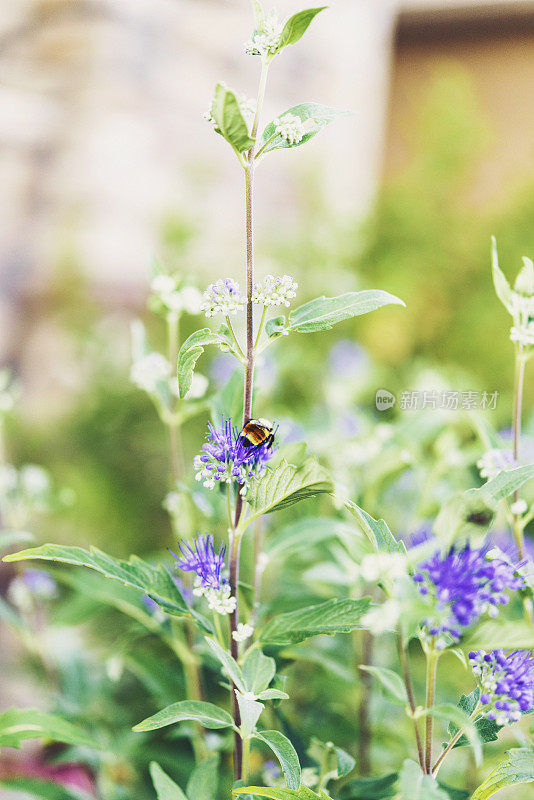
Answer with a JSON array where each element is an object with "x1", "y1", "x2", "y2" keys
[
  {"x1": 397, "y1": 635, "x2": 424, "y2": 770},
  {"x1": 424, "y1": 650, "x2": 439, "y2": 774},
  {"x1": 512, "y1": 346, "x2": 526, "y2": 558},
  {"x1": 228, "y1": 58, "x2": 269, "y2": 782}
]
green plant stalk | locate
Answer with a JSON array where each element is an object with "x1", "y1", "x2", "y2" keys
[
  {"x1": 397, "y1": 635, "x2": 424, "y2": 771},
  {"x1": 424, "y1": 648, "x2": 440, "y2": 774},
  {"x1": 242, "y1": 737, "x2": 251, "y2": 784},
  {"x1": 228, "y1": 56, "x2": 269, "y2": 783}
]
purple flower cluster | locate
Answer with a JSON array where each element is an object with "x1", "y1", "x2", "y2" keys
[
  {"x1": 193, "y1": 418, "x2": 275, "y2": 493},
  {"x1": 469, "y1": 649, "x2": 534, "y2": 726},
  {"x1": 170, "y1": 534, "x2": 225, "y2": 591},
  {"x1": 413, "y1": 543, "x2": 525, "y2": 647}
]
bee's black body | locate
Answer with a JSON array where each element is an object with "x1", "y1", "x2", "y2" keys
[{"x1": 239, "y1": 418, "x2": 275, "y2": 450}]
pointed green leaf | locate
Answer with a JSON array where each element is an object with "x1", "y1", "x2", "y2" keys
[
  {"x1": 446, "y1": 689, "x2": 501, "y2": 749},
  {"x1": 395, "y1": 760, "x2": 449, "y2": 800},
  {"x1": 0, "y1": 708, "x2": 99, "y2": 750},
  {"x1": 251, "y1": 1, "x2": 265, "y2": 30},
  {"x1": 265, "y1": 316, "x2": 286, "y2": 338},
  {"x1": 260, "y1": 103, "x2": 351, "y2": 155},
  {"x1": 344, "y1": 501, "x2": 406, "y2": 554},
  {"x1": 471, "y1": 747, "x2": 534, "y2": 799},
  {"x1": 260, "y1": 597, "x2": 372, "y2": 644},
  {"x1": 254, "y1": 730, "x2": 301, "y2": 791},
  {"x1": 491, "y1": 236, "x2": 515, "y2": 314},
  {"x1": 212, "y1": 83, "x2": 255, "y2": 153},
  {"x1": 277, "y1": 8, "x2": 327, "y2": 51},
  {"x1": 234, "y1": 789, "x2": 328, "y2": 800},
  {"x1": 237, "y1": 692, "x2": 264, "y2": 738},
  {"x1": 150, "y1": 762, "x2": 188, "y2": 800},
  {"x1": 287, "y1": 290, "x2": 405, "y2": 333},
  {"x1": 133, "y1": 700, "x2": 234, "y2": 732},
  {"x1": 205, "y1": 637, "x2": 247, "y2": 692},
  {"x1": 187, "y1": 754, "x2": 220, "y2": 800},
  {"x1": 177, "y1": 328, "x2": 221, "y2": 398},
  {"x1": 0, "y1": 777, "x2": 94, "y2": 800},
  {"x1": 360, "y1": 666, "x2": 407, "y2": 706},
  {"x1": 245, "y1": 458, "x2": 333, "y2": 519},
  {"x1": 242, "y1": 648, "x2": 276, "y2": 694},
  {"x1": 3, "y1": 543, "x2": 211, "y2": 632}
]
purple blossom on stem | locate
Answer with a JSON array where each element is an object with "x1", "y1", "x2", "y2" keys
[
  {"x1": 413, "y1": 542, "x2": 525, "y2": 648},
  {"x1": 469, "y1": 649, "x2": 534, "y2": 726},
  {"x1": 170, "y1": 534, "x2": 225, "y2": 590},
  {"x1": 193, "y1": 417, "x2": 275, "y2": 493}
]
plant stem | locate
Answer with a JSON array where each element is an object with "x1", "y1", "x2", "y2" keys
[
  {"x1": 225, "y1": 314, "x2": 246, "y2": 362},
  {"x1": 424, "y1": 649, "x2": 439, "y2": 774},
  {"x1": 242, "y1": 737, "x2": 251, "y2": 784},
  {"x1": 397, "y1": 635, "x2": 424, "y2": 771},
  {"x1": 228, "y1": 526, "x2": 243, "y2": 780},
  {"x1": 512, "y1": 346, "x2": 526, "y2": 557},
  {"x1": 357, "y1": 630, "x2": 373, "y2": 775},
  {"x1": 432, "y1": 703, "x2": 481, "y2": 776},
  {"x1": 167, "y1": 312, "x2": 185, "y2": 482},
  {"x1": 254, "y1": 305, "x2": 268, "y2": 350}
]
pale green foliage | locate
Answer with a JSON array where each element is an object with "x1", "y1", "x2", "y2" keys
[
  {"x1": 471, "y1": 748, "x2": 534, "y2": 799},
  {"x1": 133, "y1": 700, "x2": 234, "y2": 732},
  {"x1": 259, "y1": 103, "x2": 350, "y2": 155},
  {"x1": 255, "y1": 730, "x2": 301, "y2": 790},
  {"x1": 395, "y1": 760, "x2": 449, "y2": 800},
  {"x1": 260, "y1": 597, "x2": 372, "y2": 644},
  {"x1": 150, "y1": 762, "x2": 188, "y2": 800},
  {"x1": 0, "y1": 708, "x2": 98, "y2": 750}
]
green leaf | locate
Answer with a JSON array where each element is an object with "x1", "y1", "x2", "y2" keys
[
  {"x1": 257, "y1": 689, "x2": 289, "y2": 701},
  {"x1": 339, "y1": 773, "x2": 398, "y2": 799},
  {"x1": 359, "y1": 666, "x2": 407, "y2": 706},
  {"x1": 234, "y1": 789, "x2": 328, "y2": 800},
  {"x1": 395, "y1": 759, "x2": 449, "y2": 800},
  {"x1": 242, "y1": 648, "x2": 276, "y2": 694},
  {"x1": 245, "y1": 458, "x2": 333, "y2": 519},
  {"x1": 212, "y1": 83, "x2": 255, "y2": 154},
  {"x1": 187, "y1": 754, "x2": 220, "y2": 800},
  {"x1": 491, "y1": 236, "x2": 515, "y2": 314},
  {"x1": 265, "y1": 316, "x2": 286, "y2": 338},
  {"x1": 237, "y1": 692, "x2": 264, "y2": 738},
  {"x1": 133, "y1": 700, "x2": 234, "y2": 732},
  {"x1": 260, "y1": 597, "x2": 372, "y2": 644},
  {"x1": 478, "y1": 463, "x2": 534, "y2": 502},
  {"x1": 260, "y1": 103, "x2": 351, "y2": 155},
  {"x1": 0, "y1": 529, "x2": 34, "y2": 554},
  {"x1": 471, "y1": 747, "x2": 534, "y2": 799},
  {"x1": 0, "y1": 707, "x2": 99, "y2": 750},
  {"x1": 3, "y1": 543, "x2": 211, "y2": 632},
  {"x1": 205, "y1": 637, "x2": 247, "y2": 692},
  {"x1": 287, "y1": 290, "x2": 404, "y2": 333},
  {"x1": 254, "y1": 730, "x2": 301, "y2": 791},
  {"x1": 266, "y1": 517, "x2": 351, "y2": 559},
  {"x1": 421, "y1": 703, "x2": 481, "y2": 765},
  {"x1": 335, "y1": 746, "x2": 356, "y2": 779},
  {"x1": 251, "y1": 0, "x2": 265, "y2": 30},
  {"x1": 446, "y1": 689, "x2": 501, "y2": 749},
  {"x1": 463, "y1": 620, "x2": 534, "y2": 649},
  {"x1": 177, "y1": 328, "x2": 221, "y2": 398},
  {"x1": 0, "y1": 777, "x2": 94, "y2": 800},
  {"x1": 277, "y1": 7, "x2": 327, "y2": 51},
  {"x1": 150, "y1": 762, "x2": 188, "y2": 800},
  {"x1": 344, "y1": 501, "x2": 406, "y2": 554}
]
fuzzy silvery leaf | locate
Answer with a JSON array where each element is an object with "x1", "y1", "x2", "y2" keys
[
  {"x1": 256, "y1": 688, "x2": 289, "y2": 700},
  {"x1": 287, "y1": 290, "x2": 405, "y2": 333},
  {"x1": 260, "y1": 596, "x2": 372, "y2": 644},
  {"x1": 491, "y1": 237, "x2": 515, "y2": 313},
  {"x1": 254, "y1": 730, "x2": 301, "y2": 791},
  {"x1": 344, "y1": 501, "x2": 406, "y2": 554},
  {"x1": 395, "y1": 760, "x2": 449, "y2": 800},
  {"x1": 150, "y1": 762, "x2": 188, "y2": 800},
  {"x1": 359, "y1": 665, "x2": 408, "y2": 706},
  {"x1": 471, "y1": 748, "x2": 534, "y2": 799},
  {"x1": 242, "y1": 648, "x2": 276, "y2": 694},
  {"x1": 177, "y1": 328, "x2": 221, "y2": 398},
  {"x1": 0, "y1": 708, "x2": 99, "y2": 750},
  {"x1": 187, "y1": 756, "x2": 219, "y2": 800},
  {"x1": 211, "y1": 83, "x2": 255, "y2": 153},
  {"x1": 259, "y1": 103, "x2": 351, "y2": 154},
  {"x1": 237, "y1": 692, "x2": 264, "y2": 738},
  {"x1": 277, "y1": 7, "x2": 326, "y2": 52},
  {"x1": 133, "y1": 700, "x2": 234, "y2": 732},
  {"x1": 3, "y1": 543, "x2": 212, "y2": 632},
  {"x1": 205, "y1": 636, "x2": 247, "y2": 693},
  {"x1": 244, "y1": 457, "x2": 333, "y2": 519},
  {"x1": 514, "y1": 256, "x2": 534, "y2": 295}
]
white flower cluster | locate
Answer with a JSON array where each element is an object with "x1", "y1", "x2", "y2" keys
[
  {"x1": 273, "y1": 113, "x2": 316, "y2": 145},
  {"x1": 244, "y1": 12, "x2": 284, "y2": 57},
  {"x1": 359, "y1": 552, "x2": 407, "y2": 583},
  {"x1": 477, "y1": 448, "x2": 517, "y2": 481},
  {"x1": 201, "y1": 278, "x2": 245, "y2": 317},
  {"x1": 150, "y1": 274, "x2": 202, "y2": 316},
  {"x1": 253, "y1": 274, "x2": 298, "y2": 307},
  {"x1": 130, "y1": 352, "x2": 171, "y2": 393},
  {"x1": 232, "y1": 622, "x2": 254, "y2": 642},
  {"x1": 361, "y1": 599, "x2": 401, "y2": 636},
  {"x1": 193, "y1": 577, "x2": 236, "y2": 615}
]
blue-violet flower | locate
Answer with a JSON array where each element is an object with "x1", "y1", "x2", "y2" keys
[
  {"x1": 469, "y1": 649, "x2": 534, "y2": 726},
  {"x1": 170, "y1": 534, "x2": 236, "y2": 615}
]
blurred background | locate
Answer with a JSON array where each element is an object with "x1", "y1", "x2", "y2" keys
[{"x1": 1, "y1": 1, "x2": 534, "y2": 797}]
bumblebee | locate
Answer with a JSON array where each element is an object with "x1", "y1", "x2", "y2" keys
[{"x1": 239, "y1": 418, "x2": 275, "y2": 450}]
